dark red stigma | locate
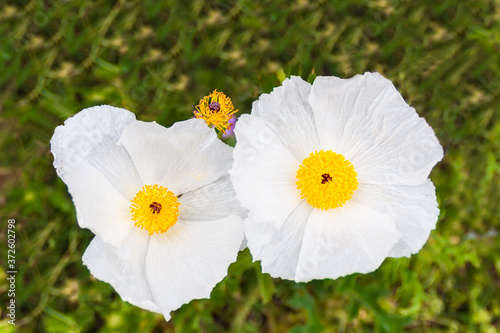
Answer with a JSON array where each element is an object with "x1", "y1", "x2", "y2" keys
[
  {"x1": 149, "y1": 202, "x2": 162, "y2": 214},
  {"x1": 321, "y1": 173, "x2": 332, "y2": 184}
]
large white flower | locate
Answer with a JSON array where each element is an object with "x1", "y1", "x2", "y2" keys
[
  {"x1": 51, "y1": 105, "x2": 245, "y2": 320},
  {"x1": 230, "y1": 72, "x2": 443, "y2": 282}
]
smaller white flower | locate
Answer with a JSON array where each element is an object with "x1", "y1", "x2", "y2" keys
[
  {"x1": 51, "y1": 105, "x2": 245, "y2": 320},
  {"x1": 230, "y1": 72, "x2": 443, "y2": 282}
]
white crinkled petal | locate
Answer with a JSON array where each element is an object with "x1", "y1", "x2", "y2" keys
[
  {"x1": 51, "y1": 105, "x2": 142, "y2": 198},
  {"x1": 82, "y1": 228, "x2": 161, "y2": 314},
  {"x1": 247, "y1": 179, "x2": 438, "y2": 281},
  {"x1": 252, "y1": 76, "x2": 321, "y2": 161},
  {"x1": 50, "y1": 106, "x2": 142, "y2": 246},
  {"x1": 145, "y1": 214, "x2": 244, "y2": 320},
  {"x1": 62, "y1": 162, "x2": 134, "y2": 247},
  {"x1": 231, "y1": 114, "x2": 302, "y2": 229},
  {"x1": 355, "y1": 180, "x2": 439, "y2": 258},
  {"x1": 118, "y1": 118, "x2": 233, "y2": 195},
  {"x1": 178, "y1": 175, "x2": 247, "y2": 222},
  {"x1": 239, "y1": 236, "x2": 248, "y2": 251},
  {"x1": 309, "y1": 72, "x2": 443, "y2": 186},
  {"x1": 294, "y1": 198, "x2": 400, "y2": 282},
  {"x1": 246, "y1": 200, "x2": 313, "y2": 280}
]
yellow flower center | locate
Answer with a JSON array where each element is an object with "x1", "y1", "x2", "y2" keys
[
  {"x1": 296, "y1": 150, "x2": 358, "y2": 210},
  {"x1": 130, "y1": 185, "x2": 180, "y2": 235},
  {"x1": 194, "y1": 89, "x2": 237, "y2": 134}
]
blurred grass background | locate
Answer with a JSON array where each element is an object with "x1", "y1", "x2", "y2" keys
[{"x1": 1, "y1": 0, "x2": 500, "y2": 332}]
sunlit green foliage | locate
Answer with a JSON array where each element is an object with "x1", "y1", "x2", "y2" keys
[{"x1": 1, "y1": 0, "x2": 499, "y2": 331}]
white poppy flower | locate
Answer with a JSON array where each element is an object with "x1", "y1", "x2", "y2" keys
[
  {"x1": 230, "y1": 72, "x2": 443, "y2": 282},
  {"x1": 51, "y1": 105, "x2": 245, "y2": 320}
]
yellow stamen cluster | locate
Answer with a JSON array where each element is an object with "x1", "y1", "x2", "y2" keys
[
  {"x1": 130, "y1": 185, "x2": 180, "y2": 235},
  {"x1": 194, "y1": 89, "x2": 237, "y2": 133},
  {"x1": 296, "y1": 150, "x2": 358, "y2": 210}
]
